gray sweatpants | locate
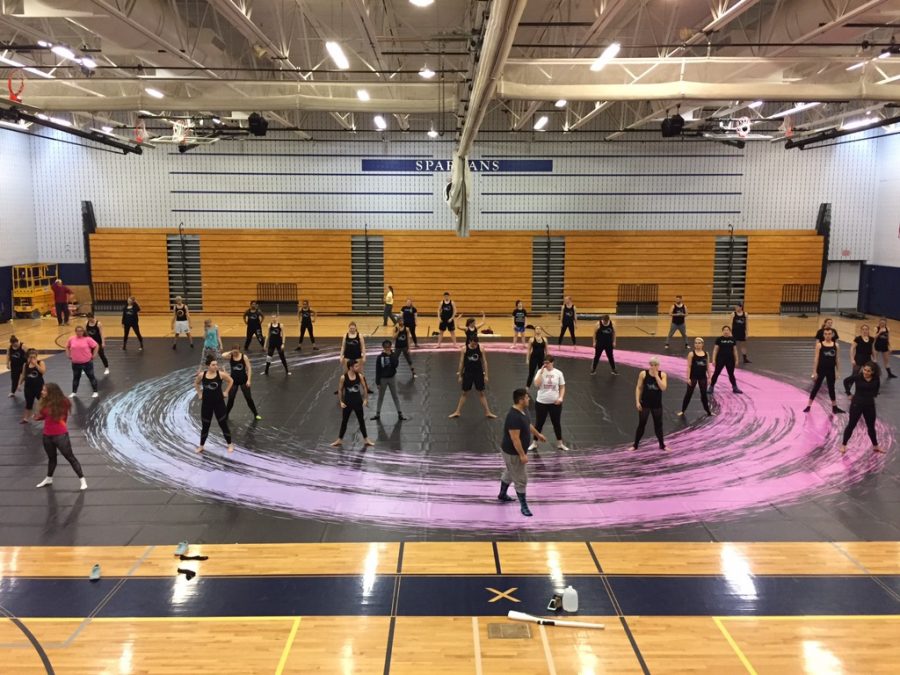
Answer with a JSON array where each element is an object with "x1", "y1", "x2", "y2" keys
[
  {"x1": 666, "y1": 323, "x2": 687, "y2": 343},
  {"x1": 500, "y1": 451, "x2": 528, "y2": 491},
  {"x1": 377, "y1": 378, "x2": 401, "y2": 415}
]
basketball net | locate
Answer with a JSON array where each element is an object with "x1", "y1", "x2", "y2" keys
[
  {"x1": 7, "y1": 68, "x2": 24, "y2": 103},
  {"x1": 133, "y1": 119, "x2": 147, "y2": 144}
]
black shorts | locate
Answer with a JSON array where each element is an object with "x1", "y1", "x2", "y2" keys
[
  {"x1": 462, "y1": 371, "x2": 485, "y2": 392},
  {"x1": 440, "y1": 319, "x2": 455, "y2": 332},
  {"x1": 734, "y1": 335, "x2": 746, "y2": 342},
  {"x1": 874, "y1": 342, "x2": 889, "y2": 353}
]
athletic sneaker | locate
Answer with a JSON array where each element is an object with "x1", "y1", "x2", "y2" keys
[
  {"x1": 68, "y1": 392, "x2": 76, "y2": 398},
  {"x1": 103, "y1": 368, "x2": 109, "y2": 375},
  {"x1": 527, "y1": 441, "x2": 538, "y2": 451},
  {"x1": 91, "y1": 392, "x2": 99, "y2": 399},
  {"x1": 557, "y1": 442, "x2": 570, "y2": 451}
]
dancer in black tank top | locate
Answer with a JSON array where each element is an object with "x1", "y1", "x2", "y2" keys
[
  {"x1": 437, "y1": 293, "x2": 458, "y2": 347},
  {"x1": 84, "y1": 315, "x2": 110, "y2": 374},
  {"x1": 194, "y1": 358, "x2": 234, "y2": 454},
  {"x1": 393, "y1": 319, "x2": 416, "y2": 378},
  {"x1": 679, "y1": 337, "x2": 711, "y2": 416},
  {"x1": 558, "y1": 296, "x2": 577, "y2": 346},
  {"x1": 295, "y1": 300, "x2": 318, "y2": 351},
  {"x1": 340, "y1": 321, "x2": 365, "y2": 366},
  {"x1": 225, "y1": 347, "x2": 260, "y2": 420},
  {"x1": 873, "y1": 319, "x2": 896, "y2": 378},
  {"x1": 708, "y1": 326, "x2": 743, "y2": 395},
  {"x1": 330, "y1": 360, "x2": 375, "y2": 447},
  {"x1": 17, "y1": 349, "x2": 46, "y2": 423},
  {"x1": 803, "y1": 328, "x2": 845, "y2": 414},
  {"x1": 633, "y1": 358, "x2": 668, "y2": 450},
  {"x1": 591, "y1": 315, "x2": 618, "y2": 375},
  {"x1": 171, "y1": 296, "x2": 194, "y2": 350},
  {"x1": 449, "y1": 339, "x2": 497, "y2": 419},
  {"x1": 401, "y1": 299, "x2": 419, "y2": 347},
  {"x1": 512, "y1": 300, "x2": 528, "y2": 348},
  {"x1": 264, "y1": 318, "x2": 291, "y2": 375},
  {"x1": 243, "y1": 301, "x2": 265, "y2": 351},
  {"x1": 7, "y1": 336, "x2": 27, "y2": 397},
  {"x1": 844, "y1": 324, "x2": 874, "y2": 395},
  {"x1": 840, "y1": 362, "x2": 883, "y2": 454},
  {"x1": 121, "y1": 296, "x2": 143, "y2": 351},
  {"x1": 526, "y1": 327, "x2": 548, "y2": 387},
  {"x1": 815, "y1": 319, "x2": 840, "y2": 343},
  {"x1": 463, "y1": 314, "x2": 486, "y2": 345},
  {"x1": 664, "y1": 295, "x2": 689, "y2": 350},
  {"x1": 730, "y1": 304, "x2": 751, "y2": 363}
]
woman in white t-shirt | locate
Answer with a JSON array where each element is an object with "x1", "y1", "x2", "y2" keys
[{"x1": 530, "y1": 355, "x2": 569, "y2": 451}]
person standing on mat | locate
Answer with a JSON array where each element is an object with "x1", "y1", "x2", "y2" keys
[
  {"x1": 664, "y1": 295, "x2": 689, "y2": 350},
  {"x1": 200, "y1": 319, "x2": 223, "y2": 369},
  {"x1": 330, "y1": 359, "x2": 374, "y2": 447},
  {"x1": 437, "y1": 292, "x2": 458, "y2": 347},
  {"x1": 816, "y1": 318, "x2": 840, "y2": 343},
  {"x1": 171, "y1": 296, "x2": 193, "y2": 350},
  {"x1": 679, "y1": 337, "x2": 711, "y2": 417},
  {"x1": 874, "y1": 319, "x2": 896, "y2": 378},
  {"x1": 803, "y1": 327, "x2": 844, "y2": 415},
  {"x1": 591, "y1": 315, "x2": 618, "y2": 375},
  {"x1": 383, "y1": 285, "x2": 398, "y2": 327},
  {"x1": 708, "y1": 326, "x2": 743, "y2": 396},
  {"x1": 558, "y1": 296, "x2": 577, "y2": 346},
  {"x1": 449, "y1": 337, "x2": 497, "y2": 419},
  {"x1": 17, "y1": 349, "x2": 45, "y2": 423},
  {"x1": 525, "y1": 326, "x2": 548, "y2": 387},
  {"x1": 84, "y1": 314, "x2": 110, "y2": 375},
  {"x1": 264, "y1": 316, "x2": 291, "y2": 375},
  {"x1": 393, "y1": 319, "x2": 416, "y2": 378},
  {"x1": 295, "y1": 300, "x2": 317, "y2": 351},
  {"x1": 243, "y1": 301, "x2": 265, "y2": 351},
  {"x1": 66, "y1": 325, "x2": 99, "y2": 399},
  {"x1": 226, "y1": 346, "x2": 260, "y2": 420},
  {"x1": 512, "y1": 300, "x2": 528, "y2": 348},
  {"x1": 840, "y1": 362, "x2": 883, "y2": 454},
  {"x1": 52, "y1": 279, "x2": 72, "y2": 326},
  {"x1": 373, "y1": 340, "x2": 407, "y2": 421},
  {"x1": 6, "y1": 336, "x2": 26, "y2": 398},
  {"x1": 194, "y1": 357, "x2": 234, "y2": 454},
  {"x1": 633, "y1": 357, "x2": 668, "y2": 451},
  {"x1": 497, "y1": 387, "x2": 545, "y2": 517},
  {"x1": 33, "y1": 383, "x2": 87, "y2": 490},
  {"x1": 531, "y1": 355, "x2": 569, "y2": 452},
  {"x1": 464, "y1": 314, "x2": 487, "y2": 345},
  {"x1": 731, "y1": 303, "x2": 751, "y2": 363},
  {"x1": 401, "y1": 298, "x2": 419, "y2": 347},
  {"x1": 121, "y1": 296, "x2": 143, "y2": 351},
  {"x1": 844, "y1": 324, "x2": 874, "y2": 395},
  {"x1": 340, "y1": 321, "x2": 365, "y2": 371}
]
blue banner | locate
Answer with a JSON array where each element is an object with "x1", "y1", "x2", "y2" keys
[{"x1": 361, "y1": 159, "x2": 552, "y2": 173}]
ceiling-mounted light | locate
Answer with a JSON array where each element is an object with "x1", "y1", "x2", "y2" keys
[
  {"x1": 410, "y1": 0, "x2": 435, "y2": 6},
  {"x1": 374, "y1": 115, "x2": 387, "y2": 130},
  {"x1": 325, "y1": 41, "x2": 350, "y2": 70},
  {"x1": 841, "y1": 118, "x2": 880, "y2": 131},
  {"x1": 80, "y1": 57, "x2": 97, "y2": 69},
  {"x1": 212, "y1": 116, "x2": 222, "y2": 125},
  {"x1": 37, "y1": 40, "x2": 50, "y2": 48},
  {"x1": 427, "y1": 127, "x2": 439, "y2": 138},
  {"x1": 357, "y1": 89, "x2": 370, "y2": 101},
  {"x1": 36, "y1": 113, "x2": 49, "y2": 121},
  {"x1": 533, "y1": 115, "x2": 549, "y2": 131},
  {"x1": 555, "y1": 99, "x2": 567, "y2": 108},
  {"x1": 767, "y1": 102, "x2": 821, "y2": 119},
  {"x1": 590, "y1": 42, "x2": 621, "y2": 71},
  {"x1": 50, "y1": 44, "x2": 76, "y2": 60},
  {"x1": 0, "y1": 55, "x2": 54, "y2": 79},
  {"x1": 144, "y1": 87, "x2": 165, "y2": 99},
  {"x1": 101, "y1": 126, "x2": 114, "y2": 133},
  {"x1": 747, "y1": 101, "x2": 763, "y2": 109},
  {"x1": 846, "y1": 61, "x2": 866, "y2": 71},
  {"x1": 419, "y1": 65, "x2": 436, "y2": 79},
  {"x1": 49, "y1": 116, "x2": 72, "y2": 127}
]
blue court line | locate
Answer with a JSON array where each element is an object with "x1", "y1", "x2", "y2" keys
[
  {"x1": 480, "y1": 191, "x2": 742, "y2": 196},
  {"x1": 169, "y1": 171, "x2": 433, "y2": 177},
  {"x1": 170, "y1": 190, "x2": 433, "y2": 195},
  {"x1": 170, "y1": 209, "x2": 434, "y2": 214},
  {"x1": 480, "y1": 154, "x2": 743, "y2": 159},
  {"x1": 481, "y1": 210, "x2": 742, "y2": 215}
]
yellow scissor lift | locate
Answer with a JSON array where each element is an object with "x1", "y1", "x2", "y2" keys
[{"x1": 13, "y1": 263, "x2": 58, "y2": 319}]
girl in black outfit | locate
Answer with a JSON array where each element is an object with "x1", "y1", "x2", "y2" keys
[
  {"x1": 194, "y1": 358, "x2": 234, "y2": 454},
  {"x1": 633, "y1": 357, "x2": 668, "y2": 451},
  {"x1": 591, "y1": 315, "x2": 617, "y2": 375},
  {"x1": 840, "y1": 362, "x2": 883, "y2": 454},
  {"x1": 226, "y1": 346, "x2": 260, "y2": 420},
  {"x1": 679, "y1": 337, "x2": 712, "y2": 416},
  {"x1": 815, "y1": 318, "x2": 839, "y2": 343},
  {"x1": 526, "y1": 326, "x2": 548, "y2": 387},
  {"x1": 121, "y1": 296, "x2": 143, "y2": 350},
  {"x1": 85, "y1": 314, "x2": 110, "y2": 375},
  {"x1": 393, "y1": 319, "x2": 416, "y2": 378},
  {"x1": 731, "y1": 303, "x2": 751, "y2": 364},
  {"x1": 709, "y1": 326, "x2": 743, "y2": 395},
  {"x1": 874, "y1": 319, "x2": 896, "y2": 378},
  {"x1": 558, "y1": 296, "x2": 577, "y2": 346},
  {"x1": 464, "y1": 314, "x2": 487, "y2": 345},
  {"x1": 243, "y1": 301, "x2": 265, "y2": 351},
  {"x1": 264, "y1": 317, "x2": 291, "y2": 375},
  {"x1": 17, "y1": 349, "x2": 46, "y2": 423},
  {"x1": 844, "y1": 324, "x2": 874, "y2": 395},
  {"x1": 449, "y1": 338, "x2": 497, "y2": 419},
  {"x1": 512, "y1": 300, "x2": 528, "y2": 348},
  {"x1": 6, "y1": 336, "x2": 26, "y2": 397},
  {"x1": 803, "y1": 328, "x2": 845, "y2": 414},
  {"x1": 330, "y1": 360, "x2": 374, "y2": 447},
  {"x1": 340, "y1": 321, "x2": 365, "y2": 369},
  {"x1": 295, "y1": 300, "x2": 318, "y2": 351},
  {"x1": 401, "y1": 299, "x2": 418, "y2": 347}
]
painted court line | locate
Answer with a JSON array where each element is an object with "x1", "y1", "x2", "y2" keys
[
  {"x1": 274, "y1": 617, "x2": 301, "y2": 675},
  {"x1": 471, "y1": 617, "x2": 483, "y2": 675},
  {"x1": 538, "y1": 624, "x2": 558, "y2": 675},
  {"x1": 713, "y1": 616, "x2": 758, "y2": 675}
]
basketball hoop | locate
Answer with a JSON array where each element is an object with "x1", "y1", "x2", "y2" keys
[
  {"x1": 736, "y1": 116, "x2": 751, "y2": 138},
  {"x1": 134, "y1": 118, "x2": 147, "y2": 144},
  {"x1": 7, "y1": 68, "x2": 24, "y2": 103},
  {"x1": 782, "y1": 115, "x2": 794, "y2": 139},
  {"x1": 172, "y1": 120, "x2": 186, "y2": 144}
]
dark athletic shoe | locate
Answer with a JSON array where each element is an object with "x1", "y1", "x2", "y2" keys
[
  {"x1": 832, "y1": 406, "x2": 846, "y2": 414},
  {"x1": 497, "y1": 494, "x2": 515, "y2": 502}
]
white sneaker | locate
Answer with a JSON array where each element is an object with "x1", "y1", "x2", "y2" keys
[
  {"x1": 79, "y1": 478, "x2": 88, "y2": 490},
  {"x1": 36, "y1": 477, "x2": 53, "y2": 488},
  {"x1": 68, "y1": 392, "x2": 76, "y2": 398},
  {"x1": 91, "y1": 392, "x2": 99, "y2": 399},
  {"x1": 557, "y1": 442, "x2": 570, "y2": 452},
  {"x1": 527, "y1": 441, "x2": 538, "y2": 451},
  {"x1": 104, "y1": 368, "x2": 109, "y2": 375}
]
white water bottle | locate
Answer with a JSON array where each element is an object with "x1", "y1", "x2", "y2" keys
[{"x1": 562, "y1": 585, "x2": 578, "y2": 612}]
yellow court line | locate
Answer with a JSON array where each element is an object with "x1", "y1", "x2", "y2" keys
[
  {"x1": 712, "y1": 617, "x2": 758, "y2": 675},
  {"x1": 275, "y1": 617, "x2": 301, "y2": 675},
  {"x1": 20, "y1": 616, "x2": 301, "y2": 623},
  {"x1": 719, "y1": 615, "x2": 900, "y2": 622}
]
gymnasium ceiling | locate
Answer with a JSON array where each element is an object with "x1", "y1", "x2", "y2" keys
[{"x1": 1, "y1": 0, "x2": 900, "y2": 144}]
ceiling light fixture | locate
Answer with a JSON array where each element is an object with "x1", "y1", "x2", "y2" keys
[
  {"x1": 357, "y1": 89, "x2": 370, "y2": 101},
  {"x1": 419, "y1": 65, "x2": 436, "y2": 79},
  {"x1": 555, "y1": 99, "x2": 567, "y2": 108},
  {"x1": 846, "y1": 61, "x2": 866, "y2": 71},
  {"x1": 50, "y1": 44, "x2": 76, "y2": 60},
  {"x1": 747, "y1": 101, "x2": 763, "y2": 109},
  {"x1": 590, "y1": 42, "x2": 621, "y2": 71},
  {"x1": 533, "y1": 115, "x2": 549, "y2": 131},
  {"x1": 410, "y1": 0, "x2": 435, "y2": 7},
  {"x1": 80, "y1": 57, "x2": 97, "y2": 69},
  {"x1": 36, "y1": 113, "x2": 49, "y2": 121},
  {"x1": 37, "y1": 40, "x2": 50, "y2": 48},
  {"x1": 100, "y1": 126, "x2": 114, "y2": 133},
  {"x1": 374, "y1": 115, "x2": 387, "y2": 130},
  {"x1": 49, "y1": 116, "x2": 72, "y2": 127},
  {"x1": 767, "y1": 102, "x2": 821, "y2": 119},
  {"x1": 144, "y1": 87, "x2": 165, "y2": 99},
  {"x1": 427, "y1": 127, "x2": 439, "y2": 138},
  {"x1": 325, "y1": 41, "x2": 350, "y2": 70},
  {"x1": 840, "y1": 118, "x2": 880, "y2": 130}
]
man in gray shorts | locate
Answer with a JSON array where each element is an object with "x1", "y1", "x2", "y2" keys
[{"x1": 498, "y1": 388, "x2": 546, "y2": 517}]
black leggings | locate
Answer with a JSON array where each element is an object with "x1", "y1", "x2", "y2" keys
[
  {"x1": 226, "y1": 383, "x2": 258, "y2": 417},
  {"x1": 635, "y1": 407, "x2": 665, "y2": 448},
  {"x1": 383, "y1": 304, "x2": 397, "y2": 326},
  {"x1": 123, "y1": 324, "x2": 143, "y2": 347},
  {"x1": 809, "y1": 369, "x2": 837, "y2": 402},
  {"x1": 24, "y1": 384, "x2": 42, "y2": 410},
  {"x1": 535, "y1": 401, "x2": 563, "y2": 440},
  {"x1": 407, "y1": 325, "x2": 418, "y2": 347},
  {"x1": 299, "y1": 320, "x2": 315, "y2": 344},
  {"x1": 526, "y1": 356, "x2": 542, "y2": 387},
  {"x1": 200, "y1": 397, "x2": 232, "y2": 445},
  {"x1": 398, "y1": 347, "x2": 414, "y2": 369},
  {"x1": 266, "y1": 343, "x2": 289, "y2": 373},
  {"x1": 681, "y1": 376, "x2": 710, "y2": 414},
  {"x1": 843, "y1": 363, "x2": 863, "y2": 394},
  {"x1": 10, "y1": 368, "x2": 22, "y2": 395},
  {"x1": 339, "y1": 402, "x2": 368, "y2": 439},
  {"x1": 558, "y1": 322, "x2": 576, "y2": 346},
  {"x1": 592, "y1": 344, "x2": 615, "y2": 371},
  {"x1": 244, "y1": 326, "x2": 264, "y2": 350},
  {"x1": 43, "y1": 433, "x2": 83, "y2": 478},
  {"x1": 842, "y1": 403, "x2": 878, "y2": 445},
  {"x1": 710, "y1": 361, "x2": 737, "y2": 389},
  {"x1": 71, "y1": 362, "x2": 98, "y2": 393},
  {"x1": 95, "y1": 346, "x2": 109, "y2": 368}
]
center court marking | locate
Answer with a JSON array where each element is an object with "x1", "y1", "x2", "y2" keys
[{"x1": 486, "y1": 587, "x2": 521, "y2": 603}]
